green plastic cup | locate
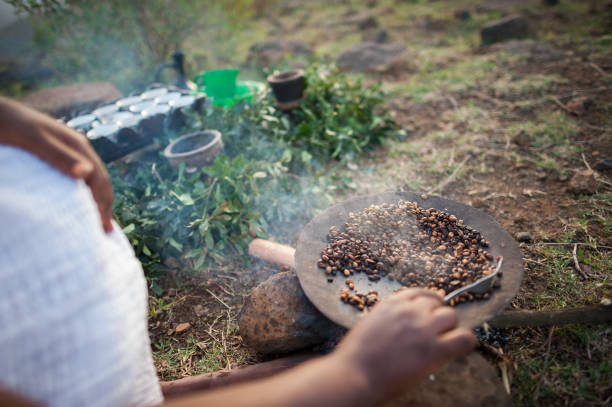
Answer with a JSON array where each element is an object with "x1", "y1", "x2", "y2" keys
[{"x1": 195, "y1": 69, "x2": 239, "y2": 100}]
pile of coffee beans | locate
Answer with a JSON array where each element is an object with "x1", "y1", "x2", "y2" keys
[{"x1": 317, "y1": 200, "x2": 500, "y2": 311}]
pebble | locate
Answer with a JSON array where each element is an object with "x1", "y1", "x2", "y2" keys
[
  {"x1": 175, "y1": 322, "x2": 191, "y2": 333},
  {"x1": 193, "y1": 304, "x2": 205, "y2": 317},
  {"x1": 568, "y1": 169, "x2": 598, "y2": 195},
  {"x1": 515, "y1": 232, "x2": 533, "y2": 242},
  {"x1": 481, "y1": 15, "x2": 529, "y2": 46}
]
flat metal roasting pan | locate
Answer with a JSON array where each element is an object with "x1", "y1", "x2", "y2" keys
[{"x1": 295, "y1": 192, "x2": 524, "y2": 329}]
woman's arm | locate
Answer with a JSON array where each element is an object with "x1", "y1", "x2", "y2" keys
[
  {"x1": 164, "y1": 289, "x2": 475, "y2": 407},
  {"x1": 0, "y1": 97, "x2": 113, "y2": 232}
]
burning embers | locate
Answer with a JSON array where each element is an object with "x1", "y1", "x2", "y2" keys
[{"x1": 317, "y1": 200, "x2": 501, "y2": 311}]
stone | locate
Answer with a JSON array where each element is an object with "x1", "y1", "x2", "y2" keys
[
  {"x1": 175, "y1": 322, "x2": 191, "y2": 333},
  {"x1": 383, "y1": 353, "x2": 511, "y2": 407},
  {"x1": 515, "y1": 232, "x2": 533, "y2": 243},
  {"x1": 565, "y1": 97, "x2": 593, "y2": 116},
  {"x1": 481, "y1": 15, "x2": 529, "y2": 46},
  {"x1": 454, "y1": 9, "x2": 472, "y2": 21},
  {"x1": 193, "y1": 304, "x2": 205, "y2": 317},
  {"x1": 595, "y1": 160, "x2": 612, "y2": 171},
  {"x1": 238, "y1": 271, "x2": 343, "y2": 355},
  {"x1": 362, "y1": 28, "x2": 389, "y2": 43},
  {"x1": 336, "y1": 42, "x2": 408, "y2": 72},
  {"x1": 19, "y1": 82, "x2": 122, "y2": 118},
  {"x1": 246, "y1": 40, "x2": 313, "y2": 67},
  {"x1": 512, "y1": 130, "x2": 531, "y2": 148},
  {"x1": 568, "y1": 170, "x2": 598, "y2": 195}
]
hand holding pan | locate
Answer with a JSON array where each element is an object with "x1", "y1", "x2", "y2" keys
[{"x1": 295, "y1": 192, "x2": 523, "y2": 329}]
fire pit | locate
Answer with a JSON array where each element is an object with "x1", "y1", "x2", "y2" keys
[{"x1": 295, "y1": 192, "x2": 523, "y2": 329}]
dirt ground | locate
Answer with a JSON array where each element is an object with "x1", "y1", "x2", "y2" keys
[{"x1": 145, "y1": 1, "x2": 611, "y2": 406}]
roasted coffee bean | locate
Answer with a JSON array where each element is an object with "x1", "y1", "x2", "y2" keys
[{"x1": 320, "y1": 200, "x2": 499, "y2": 311}]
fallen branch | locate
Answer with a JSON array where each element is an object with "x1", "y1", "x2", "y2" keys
[
  {"x1": 572, "y1": 243, "x2": 589, "y2": 279},
  {"x1": 161, "y1": 353, "x2": 322, "y2": 398},
  {"x1": 537, "y1": 242, "x2": 612, "y2": 250},
  {"x1": 489, "y1": 306, "x2": 612, "y2": 328}
]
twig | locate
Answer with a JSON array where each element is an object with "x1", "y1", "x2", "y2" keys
[
  {"x1": 216, "y1": 283, "x2": 235, "y2": 297},
  {"x1": 538, "y1": 242, "x2": 612, "y2": 250},
  {"x1": 573, "y1": 243, "x2": 589, "y2": 279},
  {"x1": 581, "y1": 153, "x2": 593, "y2": 171},
  {"x1": 550, "y1": 95, "x2": 570, "y2": 112},
  {"x1": 206, "y1": 288, "x2": 232, "y2": 309},
  {"x1": 524, "y1": 258, "x2": 546, "y2": 266},
  {"x1": 544, "y1": 326, "x2": 555, "y2": 359},
  {"x1": 151, "y1": 163, "x2": 163, "y2": 183},
  {"x1": 588, "y1": 62, "x2": 606, "y2": 76},
  {"x1": 427, "y1": 156, "x2": 469, "y2": 194},
  {"x1": 584, "y1": 123, "x2": 608, "y2": 131},
  {"x1": 469, "y1": 175, "x2": 487, "y2": 184},
  {"x1": 203, "y1": 178, "x2": 218, "y2": 211},
  {"x1": 470, "y1": 91, "x2": 506, "y2": 107}
]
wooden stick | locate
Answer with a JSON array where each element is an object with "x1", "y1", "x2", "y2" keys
[
  {"x1": 249, "y1": 238, "x2": 296, "y2": 269},
  {"x1": 160, "y1": 353, "x2": 321, "y2": 398},
  {"x1": 489, "y1": 306, "x2": 612, "y2": 328},
  {"x1": 572, "y1": 243, "x2": 589, "y2": 279}
]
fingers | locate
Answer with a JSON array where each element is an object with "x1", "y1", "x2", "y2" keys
[
  {"x1": 392, "y1": 287, "x2": 443, "y2": 303},
  {"x1": 27, "y1": 130, "x2": 92, "y2": 180},
  {"x1": 430, "y1": 306, "x2": 458, "y2": 334},
  {"x1": 437, "y1": 328, "x2": 477, "y2": 359},
  {"x1": 85, "y1": 169, "x2": 114, "y2": 233}
]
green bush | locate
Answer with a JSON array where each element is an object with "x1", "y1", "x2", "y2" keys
[
  {"x1": 110, "y1": 64, "x2": 396, "y2": 289},
  {"x1": 261, "y1": 64, "x2": 397, "y2": 162}
]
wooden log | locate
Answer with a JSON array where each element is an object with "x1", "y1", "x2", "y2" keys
[
  {"x1": 160, "y1": 353, "x2": 321, "y2": 398},
  {"x1": 248, "y1": 239, "x2": 612, "y2": 329},
  {"x1": 489, "y1": 306, "x2": 612, "y2": 328},
  {"x1": 248, "y1": 238, "x2": 295, "y2": 269}
]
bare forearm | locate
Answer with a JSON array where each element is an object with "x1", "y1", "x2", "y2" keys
[{"x1": 163, "y1": 353, "x2": 376, "y2": 407}]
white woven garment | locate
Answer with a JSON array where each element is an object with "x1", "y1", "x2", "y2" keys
[{"x1": 0, "y1": 146, "x2": 163, "y2": 407}]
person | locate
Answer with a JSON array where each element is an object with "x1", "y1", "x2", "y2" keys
[{"x1": 0, "y1": 97, "x2": 475, "y2": 407}]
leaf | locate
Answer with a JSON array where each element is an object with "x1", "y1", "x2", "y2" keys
[
  {"x1": 168, "y1": 237, "x2": 183, "y2": 252},
  {"x1": 122, "y1": 223, "x2": 135, "y2": 234},
  {"x1": 170, "y1": 190, "x2": 195, "y2": 205},
  {"x1": 204, "y1": 232, "x2": 214, "y2": 249},
  {"x1": 142, "y1": 244, "x2": 151, "y2": 256}
]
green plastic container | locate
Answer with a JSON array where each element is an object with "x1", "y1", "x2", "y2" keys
[{"x1": 195, "y1": 68, "x2": 239, "y2": 100}]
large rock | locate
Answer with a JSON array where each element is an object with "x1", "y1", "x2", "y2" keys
[
  {"x1": 336, "y1": 42, "x2": 408, "y2": 72},
  {"x1": 481, "y1": 15, "x2": 529, "y2": 46},
  {"x1": 238, "y1": 271, "x2": 342, "y2": 355},
  {"x1": 246, "y1": 40, "x2": 313, "y2": 67},
  {"x1": 384, "y1": 353, "x2": 511, "y2": 406},
  {"x1": 20, "y1": 82, "x2": 122, "y2": 118}
]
